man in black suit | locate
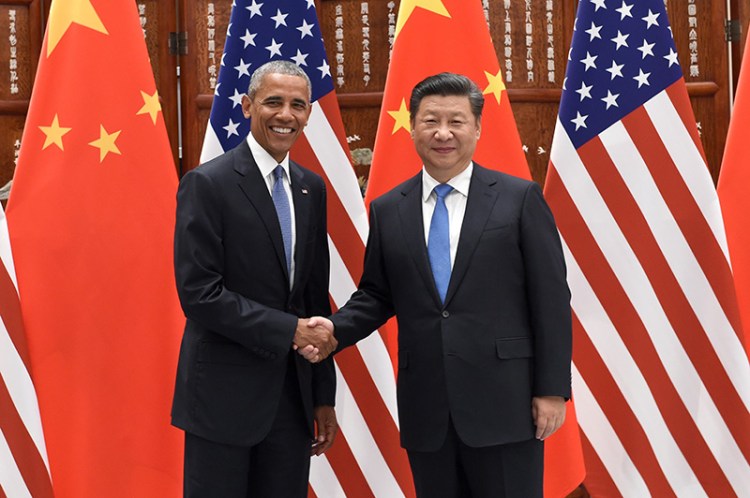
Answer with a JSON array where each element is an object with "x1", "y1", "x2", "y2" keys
[
  {"x1": 303, "y1": 73, "x2": 572, "y2": 497},
  {"x1": 172, "y1": 60, "x2": 338, "y2": 497}
]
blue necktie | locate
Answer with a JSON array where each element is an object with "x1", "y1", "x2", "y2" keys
[
  {"x1": 428, "y1": 184, "x2": 453, "y2": 304},
  {"x1": 272, "y1": 165, "x2": 292, "y2": 274}
]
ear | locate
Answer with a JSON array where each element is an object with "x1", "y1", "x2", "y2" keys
[{"x1": 241, "y1": 95, "x2": 252, "y2": 119}]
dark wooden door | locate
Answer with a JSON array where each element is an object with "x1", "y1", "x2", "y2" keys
[
  {"x1": 140, "y1": 0, "x2": 180, "y2": 166},
  {"x1": 178, "y1": 0, "x2": 232, "y2": 173}
]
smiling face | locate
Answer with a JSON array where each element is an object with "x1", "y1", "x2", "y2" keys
[
  {"x1": 242, "y1": 72, "x2": 311, "y2": 162},
  {"x1": 410, "y1": 94, "x2": 481, "y2": 183}
]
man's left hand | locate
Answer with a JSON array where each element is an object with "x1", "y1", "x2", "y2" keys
[
  {"x1": 532, "y1": 396, "x2": 566, "y2": 440},
  {"x1": 312, "y1": 405, "x2": 338, "y2": 456}
]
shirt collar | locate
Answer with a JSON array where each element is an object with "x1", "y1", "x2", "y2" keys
[
  {"x1": 246, "y1": 132, "x2": 290, "y2": 180},
  {"x1": 421, "y1": 161, "x2": 473, "y2": 202}
]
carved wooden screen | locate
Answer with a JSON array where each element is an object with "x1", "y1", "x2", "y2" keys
[{"x1": 0, "y1": 0, "x2": 42, "y2": 192}]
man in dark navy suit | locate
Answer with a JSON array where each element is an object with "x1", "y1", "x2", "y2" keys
[
  {"x1": 304, "y1": 72, "x2": 572, "y2": 497},
  {"x1": 172, "y1": 60, "x2": 338, "y2": 497}
]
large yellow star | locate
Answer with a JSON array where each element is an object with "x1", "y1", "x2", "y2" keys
[
  {"x1": 483, "y1": 69, "x2": 506, "y2": 104},
  {"x1": 89, "y1": 125, "x2": 121, "y2": 162},
  {"x1": 136, "y1": 90, "x2": 162, "y2": 125},
  {"x1": 39, "y1": 114, "x2": 72, "y2": 151},
  {"x1": 46, "y1": 0, "x2": 108, "y2": 57},
  {"x1": 395, "y1": 0, "x2": 450, "y2": 39},
  {"x1": 388, "y1": 99, "x2": 411, "y2": 135}
]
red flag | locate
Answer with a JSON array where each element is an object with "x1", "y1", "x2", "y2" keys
[
  {"x1": 719, "y1": 33, "x2": 750, "y2": 357},
  {"x1": 0, "y1": 205, "x2": 53, "y2": 497},
  {"x1": 6, "y1": 0, "x2": 184, "y2": 496},
  {"x1": 546, "y1": 0, "x2": 750, "y2": 495},
  {"x1": 367, "y1": 1, "x2": 585, "y2": 496},
  {"x1": 365, "y1": 0, "x2": 528, "y2": 203}
]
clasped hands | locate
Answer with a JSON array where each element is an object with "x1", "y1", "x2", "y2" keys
[{"x1": 293, "y1": 316, "x2": 335, "y2": 363}]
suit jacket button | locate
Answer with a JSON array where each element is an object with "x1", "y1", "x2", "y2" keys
[{"x1": 442, "y1": 310, "x2": 450, "y2": 318}]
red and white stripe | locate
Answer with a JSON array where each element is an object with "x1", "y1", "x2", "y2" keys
[
  {"x1": 546, "y1": 79, "x2": 750, "y2": 496},
  {"x1": 0, "y1": 206, "x2": 53, "y2": 498},
  {"x1": 202, "y1": 92, "x2": 413, "y2": 497}
]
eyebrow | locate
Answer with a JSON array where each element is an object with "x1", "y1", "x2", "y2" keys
[{"x1": 260, "y1": 96, "x2": 308, "y2": 106}]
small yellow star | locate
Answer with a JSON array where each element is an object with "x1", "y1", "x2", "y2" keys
[
  {"x1": 136, "y1": 90, "x2": 162, "y2": 124},
  {"x1": 387, "y1": 99, "x2": 411, "y2": 135},
  {"x1": 47, "y1": 0, "x2": 108, "y2": 57},
  {"x1": 395, "y1": 0, "x2": 450, "y2": 39},
  {"x1": 89, "y1": 125, "x2": 122, "y2": 162},
  {"x1": 39, "y1": 114, "x2": 72, "y2": 151},
  {"x1": 483, "y1": 69, "x2": 506, "y2": 104}
]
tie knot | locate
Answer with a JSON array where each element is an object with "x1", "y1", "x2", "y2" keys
[
  {"x1": 434, "y1": 183, "x2": 453, "y2": 200},
  {"x1": 274, "y1": 165, "x2": 285, "y2": 182}
]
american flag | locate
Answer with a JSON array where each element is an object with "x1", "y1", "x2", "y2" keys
[
  {"x1": 0, "y1": 205, "x2": 53, "y2": 497},
  {"x1": 545, "y1": 0, "x2": 750, "y2": 496},
  {"x1": 200, "y1": 1, "x2": 413, "y2": 496}
]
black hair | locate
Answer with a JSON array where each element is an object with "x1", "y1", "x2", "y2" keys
[{"x1": 409, "y1": 72, "x2": 484, "y2": 121}]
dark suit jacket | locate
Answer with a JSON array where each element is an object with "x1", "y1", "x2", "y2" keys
[
  {"x1": 332, "y1": 164, "x2": 571, "y2": 452},
  {"x1": 171, "y1": 141, "x2": 335, "y2": 447}
]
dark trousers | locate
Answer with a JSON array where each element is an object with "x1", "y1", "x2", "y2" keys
[
  {"x1": 407, "y1": 418, "x2": 543, "y2": 498},
  {"x1": 183, "y1": 359, "x2": 311, "y2": 497}
]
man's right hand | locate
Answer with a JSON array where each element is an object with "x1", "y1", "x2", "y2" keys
[{"x1": 293, "y1": 318, "x2": 337, "y2": 361}]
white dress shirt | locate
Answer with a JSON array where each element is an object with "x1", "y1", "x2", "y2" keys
[
  {"x1": 246, "y1": 133, "x2": 296, "y2": 285},
  {"x1": 421, "y1": 162, "x2": 473, "y2": 269}
]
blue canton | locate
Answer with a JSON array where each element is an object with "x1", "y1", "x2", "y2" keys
[
  {"x1": 208, "y1": 0, "x2": 332, "y2": 152},
  {"x1": 559, "y1": 0, "x2": 683, "y2": 148}
]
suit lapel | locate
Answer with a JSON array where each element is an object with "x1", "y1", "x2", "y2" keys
[
  {"x1": 234, "y1": 142, "x2": 290, "y2": 282},
  {"x1": 398, "y1": 173, "x2": 444, "y2": 309},
  {"x1": 289, "y1": 161, "x2": 310, "y2": 292},
  {"x1": 445, "y1": 166, "x2": 498, "y2": 306}
]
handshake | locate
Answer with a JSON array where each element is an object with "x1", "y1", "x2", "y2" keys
[{"x1": 293, "y1": 316, "x2": 336, "y2": 363}]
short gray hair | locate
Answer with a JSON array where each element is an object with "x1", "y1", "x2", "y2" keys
[{"x1": 247, "y1": 60, "x2": 312, "y2": 101}]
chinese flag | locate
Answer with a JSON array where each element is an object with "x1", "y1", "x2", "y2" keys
[
  {"x1": 366, "y1": 1, "x2": 585, "y2": 496},
  {"x1": 719, "y1": 34, "x2": 750, "y2": 356},
  {"x1": 365, "y1": 0, "x2": 527, "y2": 203},
  {"x1": 6, "y1": 0, "x2": 184, "y2": 496}
]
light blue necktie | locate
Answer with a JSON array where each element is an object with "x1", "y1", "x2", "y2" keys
[
  {"x1": 272, "y1": 165, "x2": 292, "y2": 274},
  {"x1": 428, "y1": 184, "x2": 453, "y2": 304}
]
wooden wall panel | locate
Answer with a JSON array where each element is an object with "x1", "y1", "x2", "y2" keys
[
  {"x1": 137, "y1": 0, "x2": 180, "y2": 165},
  {"x1": 0, "y1": 0, "x2": 41, "y2": 192},
  {"x1": 179, "y1": 0, "x2": 232, "y2": 173},
  {"x1": 315, "y1": 0, "x2": 393, "y2": 176},
  {"x1": 489, "y1": 0, "x2": 575, "y2": 184},
  {"x1": 669, "y1": 0, "x2": 731, "y2": 182}
]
